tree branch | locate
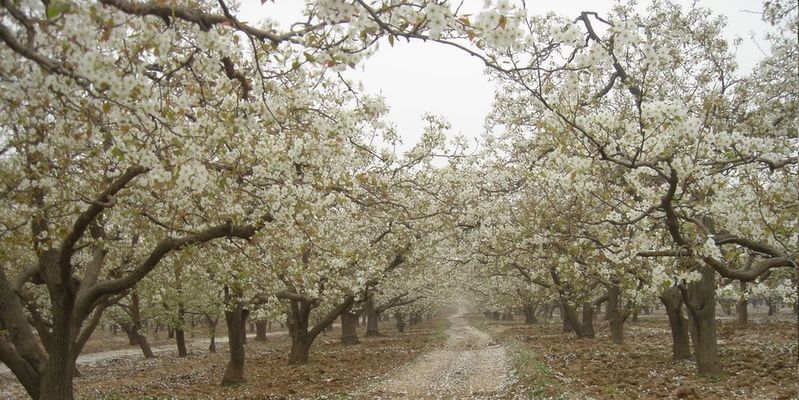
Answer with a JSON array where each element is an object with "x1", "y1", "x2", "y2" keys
[
  {"x1": 58, "y1": 166, "x2": 147, "y2": 282},
  {"x1": 309, "y1": 296, "x2": 354, "y2": 339},
  {"x1": 79, "y1": 221, "x2": 256, "y2": 316}
]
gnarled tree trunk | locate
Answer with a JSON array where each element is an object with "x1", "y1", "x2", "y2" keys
[
  {"x1": 523, "y1": 303, "x2": 538, "y2": 324},
  {"x1": 581, "y1": 303, "x2": 595, "y2": 339},
  {"x1": 221, "y1": 303, "x2": 249, "y2": 386},
  {"x1": 606, "y1": 283, "x2": 629, "y2": 345},
  {"x1": 120, "y1": 291, "x2": 154, "y2": 358},
  {"x1": 395, "y1": 312, "x2": 406, "y2": 333},
  {"x1": 284, "y1": 295, "x2": 354, "y2": 365},
  {"x1": 340, "y1": 304, "x2": 360, "y2": 345},
  {"x1": 683, "y1": 264, "x2": 721, "y2": 375},
  {"x1": 365, "y1": 295, "x2": 381, "y2": 337},
  {"x1": 206, "y1": 315, "x2": 218, "y2": 353},
  {"x1": 735, "y1": 281, "x2": 748, "y2": 328},
  {"x1": 660, "y1": 286, "x2": 692, "y2": 360},
  {"x1": 255, "y1": 321, "x2": 267, "y2": 341}
]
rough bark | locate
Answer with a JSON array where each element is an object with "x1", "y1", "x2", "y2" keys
[
  {"x1": 120, "y1": 323, "x2": 154, "y2": 358},
  {"x1": 175, "y1": 328, "x2": 187, "y2": 357},
  {"x1": 660, "y1": 286, "x2": 692, "y2": 360},
  {"x1": 395, "y1": 312, "x2": 406, "y2": 333},
  {"x1": 606, "y1": 283, "x2": 629, "y2": 345},
  {"x1": 581, "y1": 303, "x2": 595, "y2": 339},
  {"x1": 560, "y1": 303, "x2": 574, "y2": 333},
  {"x1": 38, "y1": 286, "x2": 76, "y2": 400},
  {"x1": 221, "y1": 304, "x2": 249, "y2": 386},
  {"x1": 364, "y1": 296, "x2": 381, "y2": 337},
  {"x1": 719, "y1": 300, "x2": 732, "y2": 316},
  {"x1": 735, "y1": 281, "x2": 748, "y2": 328},
  {"x1": 340, "y1": 305, "x2": 360, "y2": 345},
  {"x1": 255, "y1": 321, "x2": 267, "y2": 341},
  {"x1": 205, "y1": 315, "x2": 218, "y2": 353},
  {"x1": 523, "y1": 303, "x2": 538, "y2": 324},
  {"x1": 546, "y1": 304, "x2": 555, "y2": 319},
  {"x1": 119, "y1": 291, "x2": 154, "y2": 359},
  {"x1": 284, "y1": 295, "x2": 353, "y2": 365},
  {"x1": 767, "y1": 299, "x2": 777, "y2": 316},
  {"x1": 683, "y1": 264, "x2": 721, "y2": 375}
]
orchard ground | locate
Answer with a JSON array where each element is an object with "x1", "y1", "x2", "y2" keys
[{"x1": 0, "y1": 306, "x2": 796, "y2": 399}]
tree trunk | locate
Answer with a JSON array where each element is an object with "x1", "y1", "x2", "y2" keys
[
  {"x1": 135, "y1": 329, "x2": 154, "y2": 358},
  {"x1": 206, "y1": 315, "x2": 218, "y2": 353},
  {"x1": 221, "y1": 304, "x2": 249, "y2": 386},
  {"x1": 167, "y1": 326, "x2": 174, "y2": 339},
  {"x1": 289, "y1": 336, "x2": 312, "y2": 364},
  {"x1": 340, "y1": 307, "x2": 360, "y2": 345},
  {"x1": 175, "y1": 328, "x2": 187, "y2": 357},
  {"x1": 556, "y1": 299, "x2": 594, "y2": 339},
  {"x1": 395, "y1": 312, "x2": 406, "y2": 333},
  {"x1": 175, "y1": 304, "x2": 187, "y2": 357},
  {"x1": 606, "y1": 283, "x2": 627, "y2": 345},
  {"x1": 255, "y1": 321, "x2": 267, "y2": 342},
  {"x1": 39, "y1": 358, "x2": 74, "y2": 400},
  {"x1": 546, "y1": 304, "x2": 555, "y2": 319},
  {"x1": 561, "y1": 304, "x2": 574, "y2": 334},
  {"x1": 38, "y1": 302, "x2": 76, "y2": 400},
  {"x1": 767, "y1": 299, "x2": 777, "y2": 316},
  {"x1": 719, "y1": 300, "x2": 732, "y2": 316},
  {"x1": 120, "y1": 322, "x2": 154, "y2": 359},
  {"x1": 241, "y1": 314, "x2": 248, "y2": 345},
  {"x1": 365, "y1": 296, "x2": 381, "y2": 337},
  {"x1": 122, "y1": 324, "x2": 138, "y2": 345},
  {"x1": 683, "y1": 264, "x2": 721, "y2": 376},
  {"x1": 660, "y1": 286, "x2": 692, "y2": 360},
  {"x1": 287, "y1": 300, "x2": 313, "y2": 364},
  {"x1": 581, "y1": 303, "x2": 595, "y2": 339},
  {"x1": 523, "y1": 303, "x2": 538, "y2": 324},
  {"x1": 736, "y1": 282, "x2": 748, "y2": 328}
]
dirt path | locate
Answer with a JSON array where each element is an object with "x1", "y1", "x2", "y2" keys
[{"x1": 363, "y1": 311, "x2": 513, "y2": 399}]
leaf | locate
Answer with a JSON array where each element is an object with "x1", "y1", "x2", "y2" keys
[
  {"x1": 111, "y1": 147, "x2": 125, "y2": 161},
  {"x1": 46, "y1": 1, "x2": 71, "y2": 20},
  {"x1": 388, "y1": 35, "x2": 395, "y2": 47}
]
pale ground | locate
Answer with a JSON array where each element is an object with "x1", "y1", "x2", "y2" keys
[
  {"x1": 0, "y1": 330, "x2": 285, "y2": 376},
  {"x1": 362, "y1": 310, "x2": 514, "y2": 399}
]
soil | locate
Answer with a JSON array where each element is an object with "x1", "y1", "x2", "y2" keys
[
  {"x1": 0, "y1": 320, "x2": 446, "y2": 399},
  {"x1": 361, "y1": 310, "x2": 513, "y2": 399},
  {"x1": 1, "y1": 307, "x2": 796, "y2": 399},
  {"x1": 481, "y1": 308, "x2": 798, "y2": 400}
]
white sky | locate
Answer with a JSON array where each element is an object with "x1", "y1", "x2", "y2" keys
[{"x1": 236, "y1": 1, "x2": 773, "y2": 153}]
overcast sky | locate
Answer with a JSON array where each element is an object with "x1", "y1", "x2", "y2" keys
[{"x1": 237, "y1": 1, "x2": 773, "y2": 153}]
